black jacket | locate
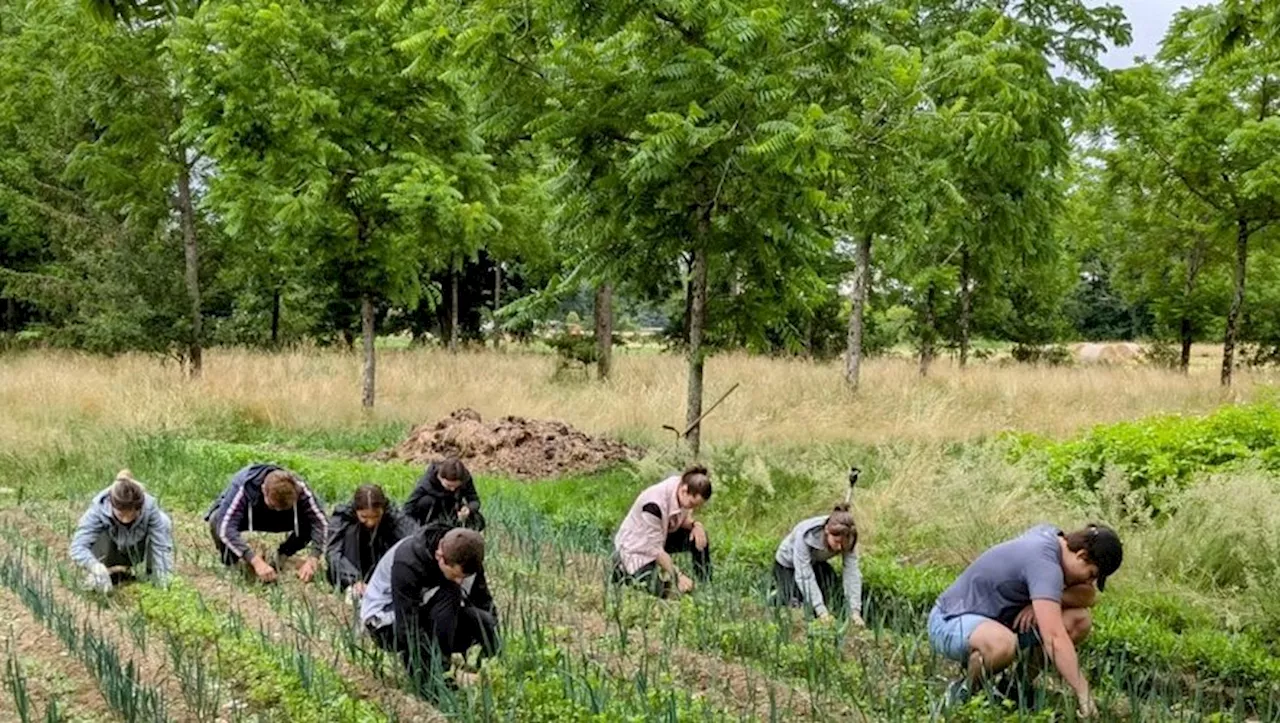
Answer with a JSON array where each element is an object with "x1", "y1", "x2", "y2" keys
[
  {"x1": 404, "y1": 462, "x2": 485, "y2": 530},
  {"x1": 390, "y1": 522, "x2": 494, "y2": 654},
  {"x1": 204, "y1": 463, "x2": 328, "y2": 562},
  {"x1": 326, "y1": 502, "x2": 417, "y2": 590}
]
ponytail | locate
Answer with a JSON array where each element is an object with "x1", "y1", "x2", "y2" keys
[{"x1": 109, "y1": 470, "x2": 145, "y2": 512}]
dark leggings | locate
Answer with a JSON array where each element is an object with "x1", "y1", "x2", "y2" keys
[
  {"x1": 612, "y1": 527, "x2": 712, "y2": 597},
  {"x1": 770, "y1": 560, "x2": 845, "y2": 616}
]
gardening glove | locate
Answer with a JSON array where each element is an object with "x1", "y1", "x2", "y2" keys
[{"x1": 88, "y1": 562, "x2": 112, "y2": 593}]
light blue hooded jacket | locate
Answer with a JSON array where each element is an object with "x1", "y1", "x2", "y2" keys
[{"x1": 69, "y1": 486, "x2": 175, "y2": 583}]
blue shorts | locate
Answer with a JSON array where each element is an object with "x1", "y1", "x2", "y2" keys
[{"x1": 928, "y1": 605, "x2": 1041, "y2": 662}]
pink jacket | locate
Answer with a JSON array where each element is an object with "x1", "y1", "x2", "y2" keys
[{"x1": 614, "y1": 476, "x2": 690, "y2": 574}]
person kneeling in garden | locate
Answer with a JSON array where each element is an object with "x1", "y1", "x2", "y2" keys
[
  {"x1": 360, "y1": 522, "x2": 498, "y2": 690},
  {"x1": 612, "y1": 464, "x2": 712, "y2": 597},
  {"x1": 404, "y1": 457, "x2": 485, "y2": 531},
  {"x1": 326, "y1": 483, "x2": 417, "y2": 600},
  {"x1": 70, "y1": 470, "x2": 174, "y2": 593},
  {"x1": 772, "y1": 503, "x2": 864, "y2": 626},
  {"x1": 205, "y1": 464, "x2": 328, "y2": 584},
  {"x1": 928, "y1": 523, "x2": 1123, "y2": 717}
]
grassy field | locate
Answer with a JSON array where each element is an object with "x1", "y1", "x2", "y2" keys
[{"x1": 1, "y1": 346, "x2": 1278, "y2": 721}]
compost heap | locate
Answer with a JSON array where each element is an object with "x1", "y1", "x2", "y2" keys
[{"x1": 380, "y1": 408, "x2": 641, "y2": 479}]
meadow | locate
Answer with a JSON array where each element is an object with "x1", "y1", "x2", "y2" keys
[{"x1": 2, "y1": 345, "x2": 1279, "y2": 722}]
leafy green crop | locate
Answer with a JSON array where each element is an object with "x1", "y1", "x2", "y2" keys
[{"x1": 1012, "y1": 403, "x2": 1280, "y2": 516}]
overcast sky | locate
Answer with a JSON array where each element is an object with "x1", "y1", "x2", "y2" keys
[{"x1": 1093, "y1": 0, "x2": 1193, "y2": 68}]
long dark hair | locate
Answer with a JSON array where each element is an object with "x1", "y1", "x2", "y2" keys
[{"x1": 353, "y1": 484, "x2": 389, "y2": 511}]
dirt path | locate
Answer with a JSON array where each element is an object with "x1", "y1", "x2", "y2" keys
[{"x1": 0, "y1": 587, "x2": 113, "y2": 723}]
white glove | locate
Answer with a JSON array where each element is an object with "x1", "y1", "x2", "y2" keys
[{"x1": 88, "y1": 563, "x2": 112, "y2": 593}]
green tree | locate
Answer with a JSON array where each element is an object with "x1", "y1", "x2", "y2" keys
[
  {"x1": 175, "y1": 0, "x2": 498, "y2": 407},
  {"x1": 1102, "y1": 5, "x2": 1280, "y2": 385},
  {"x1": 82, "y1": 0, "x2": 209, "y2": 376}
]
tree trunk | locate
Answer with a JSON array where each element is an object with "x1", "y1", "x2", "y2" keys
[
  {"x1": 492, "y1": 264, "x2": 502, "y2": 350},
  {"x1": 1179, "y1": 258, "x2": 1197, "y2": 374},
  {"x1": 1221, "y1": 219, "x2": 1249, "y2": 387},
  {"x1": 3, "y1": 297, "x2": 14, "y2": 332},
  {"x1": 594, "y1": 282, "x2": 613, "y2": 380},
  {"x1": 958, "y1": 243, "x2": 971, "y2": 369},
  {"x1": 1179, "y1": 316, "x2": 1193, "y2": 374},
  {"x1": 176, "y1": 157, "x2": 202, "y2": 378},
  {"x1": 448, "y1": 267, "x2": 459, "y2": 354},
  {"x1": 270, "y1": 287, "x2": 281, "y2": 346},
  {"x1": 843, "y1": 234, "x2": 872, "y2": 389},
  {"x1": 686, "y1": 242, "x2": 709, "y2": 457},
  {"x1": 361, "y1": 295, "x2": 376, "y2": 409},
  {"x1": 920, "y1": 283, "x2": 937, "y2": 377}
]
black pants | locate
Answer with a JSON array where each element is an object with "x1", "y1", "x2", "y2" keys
[
  {"x1": 612, "y1": 527, "x2": 712, "y2": 597},
  {"x1": 92, "y1": 536, "x2": 151, "y2": 584},
  {"x1": 771, "y1": 560, "x2": 844, "y2": 616},
  {"x1": 370, "y1": 587, "x2": 500, "y2": 681},
  {"x1": 209, "y1": 518, "x2": 314, "y2": 566}
]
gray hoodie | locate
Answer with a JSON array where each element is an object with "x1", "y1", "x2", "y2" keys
[
  {"x1": 69, "y1": 486, "x2": 174, "y2": 583},
  {"x1": 775, "y1": 515, "x2": 862, "y2": 617}
]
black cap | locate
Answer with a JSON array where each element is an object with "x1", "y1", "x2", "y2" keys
[{"x1": 1084, "y1": 524, "x2": 1123, "y2": 591}]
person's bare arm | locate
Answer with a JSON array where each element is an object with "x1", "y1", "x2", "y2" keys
[{"x1": 1032, "y1": 599, "x2": 1093, "y2": 714}]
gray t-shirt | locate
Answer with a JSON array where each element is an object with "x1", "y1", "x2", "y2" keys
[{"x1": 935, "y1": 524, "x2": 1064, "y2": 627}]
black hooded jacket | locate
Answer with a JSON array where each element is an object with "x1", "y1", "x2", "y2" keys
[
  {"x1": 404, "y1": 461, "x2": 485, "y2": 530},
  {"x1": 326, "y1": 502, "x2": 417, "y2": 590},
  {"x1": 390, "y1": 521, "x2": 495, "y2": 654}
]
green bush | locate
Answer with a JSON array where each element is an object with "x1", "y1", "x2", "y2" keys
[{"x1": 1025, "y1": 403, "x2": 1280, "y2": 517}]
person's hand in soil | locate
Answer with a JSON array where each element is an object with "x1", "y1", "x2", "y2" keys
[
  {"x1": 88, "y1": 562, "x2": 113, "y2": 593},
  {"x1": 814, "y1": 611, "x2": 835, "y2": 626},
  {"x1": 251, "y1": 557, "x2": 278, "y2": 583},
  {"x1": 850, "y1": 612, "x2": 866, "y2": 628},
  {"x1": 676, "y1": 573, "x2": 695, "y2": 594},
  {"x1": 297, "y1": 557, "x2": 320, "y2": 583},
  {"x1": 351, "y1": 581, "x2": 367, "y2": 597}
]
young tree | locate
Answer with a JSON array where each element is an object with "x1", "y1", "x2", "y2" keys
[
  {"x1": 83, "y1": 0, "x2": 209, "y2": 376},
  {"x1": 1103, "y1": 6, "x2": 1280, "y2": 385},
  {"x1": 175, "y1": 0, "x2": 498, "y2": 407}
]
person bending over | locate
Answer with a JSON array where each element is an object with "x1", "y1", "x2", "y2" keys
[
  {"x1": 612, "y1": 465, "x2": 712, "y2": 597},
  {"x1": 205, "y1": 464, "x2": 328, "y2": 584},
  {"x1": 928, "y1": 523, "x2": 1123, "y2": 717},
  {"x1": 772, "y1": 503, "x2": 864, "y2": 626},
  {"x1": 70, "y1": 470, "x2": 174, "y2": 593},
  {"x1": 327, "y1": 484, "x2": 417, "y2": 599},
  {"x1": 404, "y1": 457, "x2": 485, "y2": 530},
  {"x1": 360, "y1": 522, "x2": 498, "y2": 689}
]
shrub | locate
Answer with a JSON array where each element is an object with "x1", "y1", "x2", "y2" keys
[{"x1": 1029, "y1": 403, "x2": 1280, "y2": 517}]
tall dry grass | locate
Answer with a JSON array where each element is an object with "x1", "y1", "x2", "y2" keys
[{"x1": 0, "y1": 346, "x2": 1273, "y2": 454}]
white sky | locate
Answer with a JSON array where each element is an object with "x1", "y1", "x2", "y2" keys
[{"x1": 1092, "y1": 0, "x2": 1193, "y2": 68}]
